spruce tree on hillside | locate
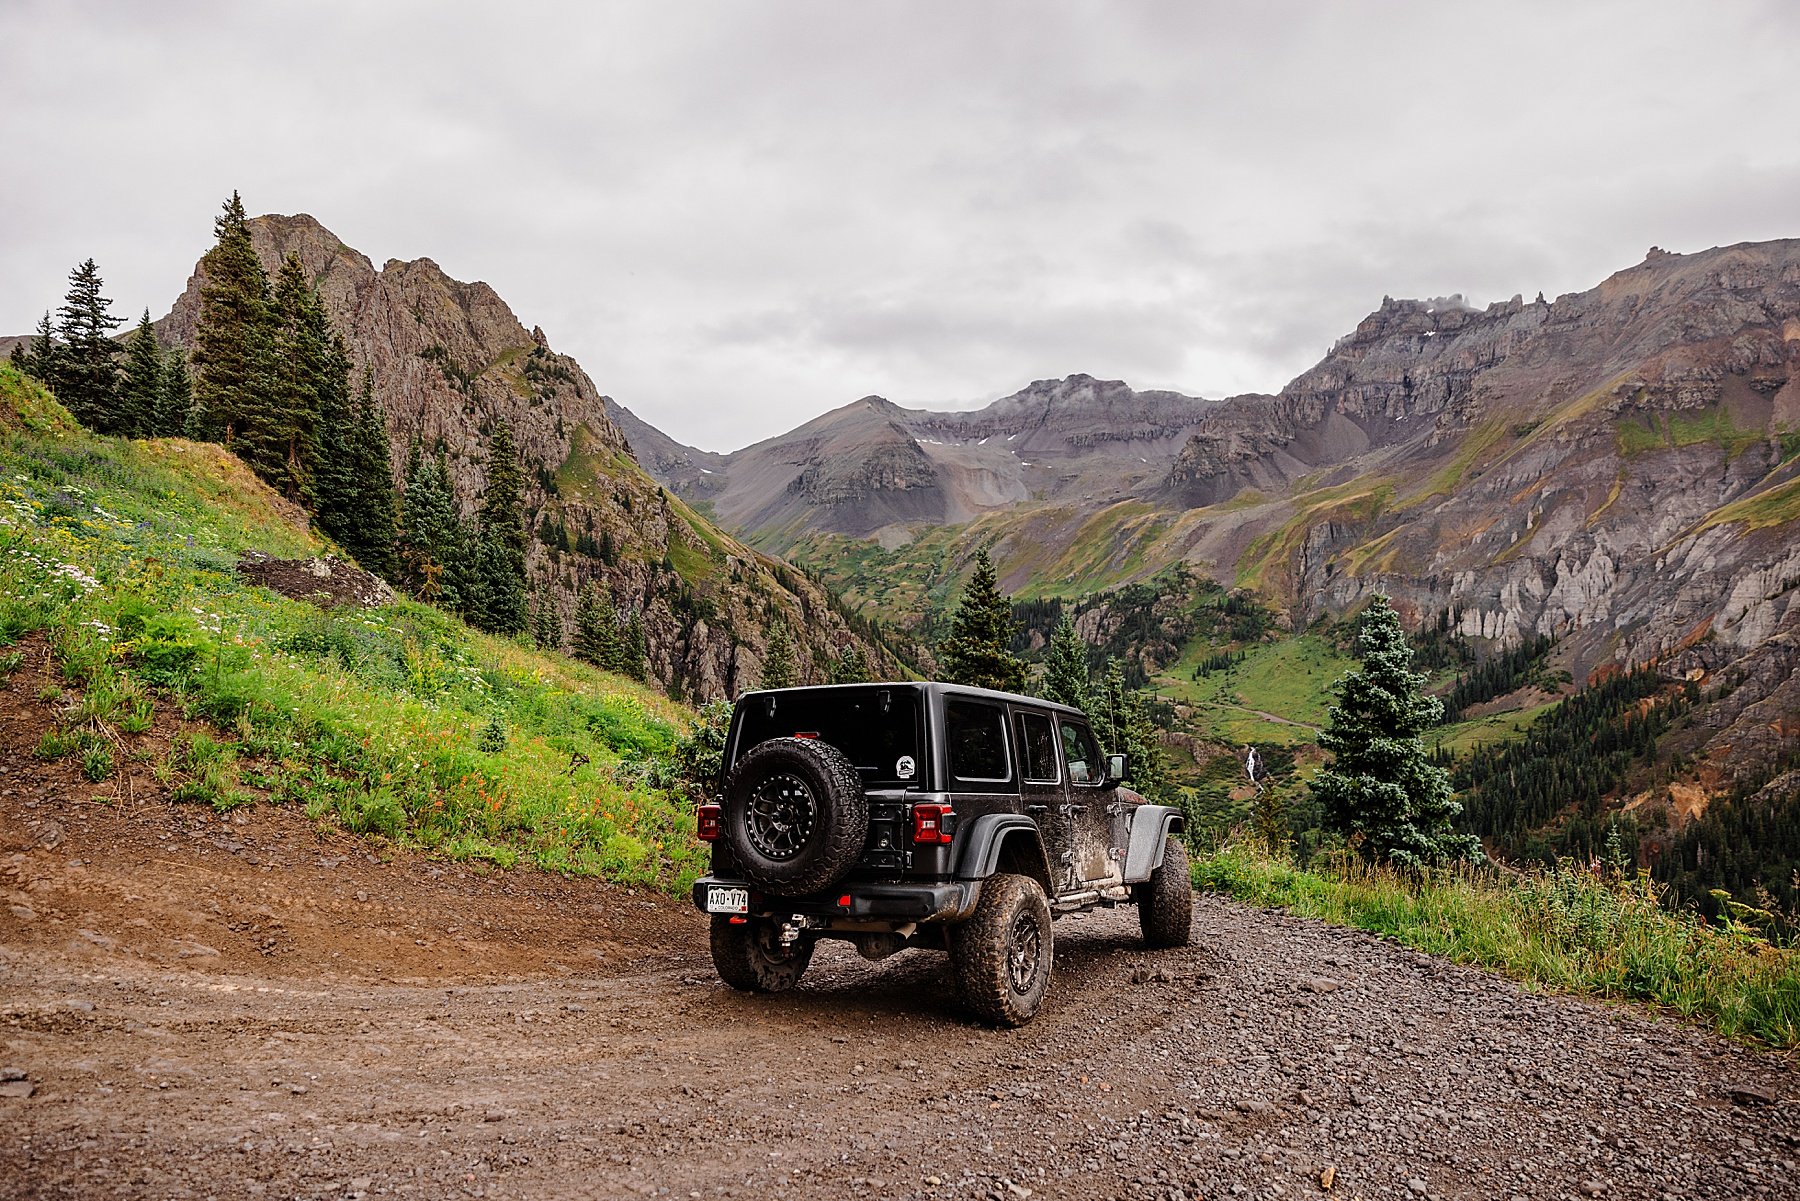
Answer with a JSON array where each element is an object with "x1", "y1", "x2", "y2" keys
[
  {"x1": 1311, "y1": 595, "x2": 1481, "y2": 869},
  {"x1": 574, "y1": 581, "x2": 620, "y2": 667},
  {"x1": 476, "y1": 419, "x2": 527, "y2": 634},
  {"x1": 159, "y1": 346, "x2": 194, "y2": 436},
  {"x1": 939, "y1": 550, "x2": 1027, "y2": 693},
  {"x1": 192, "y1": 192, "x2": 274, "y2": 452},
  {"x1": 398, "y1": 442, "x2": 467, "y2": 608},
  {"x1": 830, "y1": 644, "x2": 872, "y2": 684},
  {"x1": 621, "y1": 612, "x2": 649, "y2": 681},
  {"x1": 1041, "y1": 613, "x2": 1092, "y2": 710},
  {"x1": 10, "y1": 313, "x2": 56, "y2": 382},
  {"x1": 266, "y1": 253, "x2": 333, "y2": 497},
  {"x1": 339, "y1": 368, "x2": 397, "y2": 579},
  {"x1": 117, "y1": 310, "x2": 165, "y2": 437},
  {"x1": 530, "y1": 586, "x2": 562, "y2": 650},
  {"x1": 760, "y1": 620, "x2": 797, "y2": 689},
  {"x1": 51, "y1": 259, "x2": 124, "y2": 430}
]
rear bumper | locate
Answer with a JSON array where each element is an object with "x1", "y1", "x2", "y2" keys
[{"x1": 692, "y1": 876, "x2": 979, "y2": 923}]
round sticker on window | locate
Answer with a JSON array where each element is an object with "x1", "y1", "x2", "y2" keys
[{"x1": 895, "y1": 755, "x2": 916, "y2": 780}]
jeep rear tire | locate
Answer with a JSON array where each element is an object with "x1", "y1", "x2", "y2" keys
[
  {"x1": 722, "y1": 737, "x2": 869, "y2": 896},
  {"x1": 950, "y1": 873, "x2": 1053, "y2": 1027},
  {"x1": 1135, "y1": 835, "x2": 1192, "y2": 948},
  {"x1": 710, "y1": 916, "x2": 815, "y2": 992}
]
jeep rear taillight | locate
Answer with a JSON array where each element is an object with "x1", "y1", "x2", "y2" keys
[
  {"x1": 911, "y1": 803, "x2": 953, "y2": 845},
  {"x1": 696, "y1": 804, "x2": 721, "y2": 841}
]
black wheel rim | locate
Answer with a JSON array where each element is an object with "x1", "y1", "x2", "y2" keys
[
  {"x1": 1006, "y1": 908, "x2": 1042, "y2": 994},
  {"x1": 745, "y1": 771, "x2": 818, "y2": 861}
]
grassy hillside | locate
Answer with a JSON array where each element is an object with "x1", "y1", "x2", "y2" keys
[{"x1": 0, "y1": 364, "x2": 708, "y2": 888}]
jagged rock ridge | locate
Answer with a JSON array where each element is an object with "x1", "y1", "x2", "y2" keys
[
  {"x1": 154, "y1": 214, "x2": 905, "y2": 699},
  {"x1": 631, "y1": 374, "x2": 1216, "y2": 547}
]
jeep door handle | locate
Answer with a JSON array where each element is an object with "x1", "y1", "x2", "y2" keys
[
  {"x1": 1067, "y1": 804, "x2": 1087, "y2": 814},
  {"x1": 1026, "y1": 804, "x2": 1049, "y2": 815}
]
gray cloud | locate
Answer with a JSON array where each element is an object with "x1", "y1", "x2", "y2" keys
[{"x1": 3, "y1": 1, "x2": 1796, "y2": 451}]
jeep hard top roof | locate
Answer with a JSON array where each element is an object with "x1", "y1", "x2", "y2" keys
[{"x1": 734, "y1": 680, "x2": 1089, "y2": 719}]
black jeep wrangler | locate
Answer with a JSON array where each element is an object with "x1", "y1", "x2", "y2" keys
[{"x1": 690, "y1": 681, "x2": 1191, "y2": 1026}]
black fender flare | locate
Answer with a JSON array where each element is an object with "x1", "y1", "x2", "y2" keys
[
  {"x1": 954, "y1": 814, "x2": 1053, "y2": 892},
  {"x1": 1122, "y1": 805, "x2": 1185, "y2": 884}
]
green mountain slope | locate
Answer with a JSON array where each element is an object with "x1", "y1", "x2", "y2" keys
[{"x1": 0, "y1": 363, "x2": 708, "y2": 886}]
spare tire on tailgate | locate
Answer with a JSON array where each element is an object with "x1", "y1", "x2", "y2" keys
[{"x1": 722, "y1": 737, "x2": 869, "y2": 896}]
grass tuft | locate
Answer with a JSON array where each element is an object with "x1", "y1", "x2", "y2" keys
[{"x1": 1193, "y1": 838, "x2": 1800, "y2": 1049}]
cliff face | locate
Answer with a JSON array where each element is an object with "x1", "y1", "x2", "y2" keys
[
  {"x1": 633, "y1": 374, "x2": 1216, "y2": 548},
  {"x1": 1166, "y1": 241, "x2": 1800, "y2": 783},
  {"x1": 155, "y1": 214, "x2": 904, "y2": 699}
]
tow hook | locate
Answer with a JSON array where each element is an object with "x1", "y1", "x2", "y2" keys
[{"x1": 778, "y1": 916, "x2": 809, "y2": 944}]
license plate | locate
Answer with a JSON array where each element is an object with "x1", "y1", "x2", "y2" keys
[{"x1": 705, "y1": 886, "x2": 750, "y2": 914}]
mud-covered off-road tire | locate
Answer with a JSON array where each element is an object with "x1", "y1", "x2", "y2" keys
[
  {"x1": 950, "y1": 873, "x2": 1053, "y2": 1027},
  {"x1": 722, "y1": 737, "x2": 869, "y2": 896},
  {"x1": 1135, "y1": 835, "x2": 1192, "y2": 948},
  {"x1": 710, "y1": 915, "x2": 815, "y2": 992}
]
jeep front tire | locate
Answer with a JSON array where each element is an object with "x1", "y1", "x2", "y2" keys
[
  {"x1": 710, "y1": 916, "x2": 815, "y2": 992},
  {"x1": 950, "y1": 873, "x2": 1053, "y2": 1027},
  {"x1": 1135, "y1": 835, "x2": 1192, "y2": 948}
]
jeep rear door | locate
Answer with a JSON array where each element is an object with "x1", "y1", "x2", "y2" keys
[
  {"x1": 1058, "y1": 717, "x2": 1122, "y2": 886},
  {"x1": 1014, "y1": 709, "x2": 1078, "y2": 895}
]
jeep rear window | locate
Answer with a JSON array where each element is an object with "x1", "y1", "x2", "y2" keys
[
  {"x1": 736, "y1": 689, "x2": 924, "y2": 788},
  {"x1": 946, "y1": 699, "x2": 1012, "y2": 786},
  {"x1": 1016, "y1": 712, "x2": 1060, "y2": 784}
]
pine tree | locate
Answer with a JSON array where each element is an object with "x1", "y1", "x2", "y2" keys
[
  {"x1": 530, "y1": 586, "x2": 562, "y2": 650},
  {"x1": 760, "y1": 620, "x2": 797, "y2": 689},
  {"x1": 398, "y1": 443, "x2": 467, "y2": 608},
  {"x1": 10, "y1": 312, "x2": 56, "y2": 382},
  {"x1": 191, "y1": 192, "x2": 274, "y2": 453},
  {"x1": 158, "y1": 345, "x2": 194, "y2": 436},
  {"x1": 573, "y1": 581, "x2": 620, "y2": 667},
  {"x1": 266, "y1": 253, "x2": 331, "y2": 498},
  {"x1": 830, "y1": 644, "x2": 872, "y2": 684},
  {"x1": 476, "y1": 419, "x2": 527, "y2": 634},
  {"x1": 51, "y1": 259, "x2": 124, "y2": 430},
  {"x1": 341, "y1": 367, "x2": 397, "y2": 579},
  {"x1": 621, "y1": 611, "x2": 649, "y2": 681},
  {"x1": 309, "y1": 331, "x2": 358, "y2": 544},
  {"x1": 939, "y1": 549, "x2": 1027, "y2": 692},
  {"x1": 1311, "y1": 595, "x2": 1481, "y2": 869},
  {"x1": 117, "y1": 310, "x2": 164, "y2": 437},
  {"x1": 1041, "y1": 613, "x2": 1092, "y2": 710}
]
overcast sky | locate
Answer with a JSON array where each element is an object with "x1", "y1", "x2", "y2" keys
[{"x1": 4, "y1": 2, "x2": 1797, "y2": 452}]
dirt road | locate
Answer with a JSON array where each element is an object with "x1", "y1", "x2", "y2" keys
[{"x1": 2, "y1": 758, "x2": 1797, "y2": 1200}]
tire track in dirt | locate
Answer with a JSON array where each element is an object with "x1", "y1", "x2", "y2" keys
[{"x1": 1, "y1": 688, "x2": 1796, "y2": 1200}]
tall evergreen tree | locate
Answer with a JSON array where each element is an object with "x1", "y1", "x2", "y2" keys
[
  {"x1": 340, "y1": 367, "x2": 397, "y2": 578},
  {"x1": 160, "y1": 346, "x2": 194, "y2": 436},
  {"x1": 760, "y1": 620, "x2": 797, "y2": 689},
  {"x1": 939, "y1": 550, "x2": 1027, "y2": 693},
  {"x1": 1311, "y1": 596, "x2": 1481, "y2": 869},
  {"x1": 830, "y1": 644, "x2": 872, "y2": 684},
  {"x1": 1041, "y1": 613, "x2": 1092, "y2": 710},
  {"x1": 573, "y1": 581, "x2": 620, "y2": 667},
  {"x1": 117, "y1": 310, "x2": 164, "y2": 437},
  {"x1": 620, "y1": 612, "x2": 649, "y2": 681},
  {"x1": 476, "y1": 419, "x2": 527, "y2": 634},
  {"x1": 191, "y1": 192, "x2": 274, "y2": 452},
  {"x1": 398, "y1": 442, "x2": 467, "y2": 608},
  {"x1": 10, "y1": 312, "x2": 55, "y2": 382},
  {"x1": 51, "y1": 259, "x2": 124, "y2": 430},
  {"x1": 265, "y1": 253, "x2": 331, "y2": 497},
  {"x1": 530, "y1": 586, "x2": 562, "y2": 650}
]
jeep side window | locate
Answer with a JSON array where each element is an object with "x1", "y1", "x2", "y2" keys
[
  {"x1": 946, "y1": 699, "x2": 1012, "y2": 785},
  {"x1": 1059, "y1": 719, "x2": 1101, "y2": 786},
  {"x1": 1016, "y1": 712, "x2": 1059, "y2": 784}
]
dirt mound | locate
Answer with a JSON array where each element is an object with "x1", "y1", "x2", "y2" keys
[{"x1": 235, "y1": 551, "x2": 395, "y2": 607}]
